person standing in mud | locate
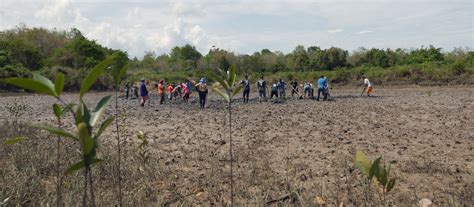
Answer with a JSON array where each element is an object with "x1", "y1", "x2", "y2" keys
[
  {"x1": 277, "y1": 78, "x2": 286, "y2": 99},
  {"x1": 195, "y1": 78, "x2": 208, "y2": 109},
  {"x1": 257, "y1": 76, "x2": 267, "y2": 103},
  {"x1": 132, "y1": 83, "x2": 139, "y2": 99},
  {"x1": 166, "y1": 83, "x2": 174, "y2": 101},
  {"x1": 290, "y1": 79, "x2": 299, "y2": 99},
  {"x1": 309, "y1": 81, "x2": 314, "y2": 98},
  {"x1": 317, "y1": 76, "x2": 328, "y2": 101},
  {"x1": 182, "y1": 81, "x2": 190, "y2": 103},
  {"x1": 185, "y1": 79, "x2": 193, "y2": 99},
  {"x1": 139, "y1": 79, "x2": 149, "y2": 107},
  {"x1": 157, "y1": 80, "x2": 165, "y2": 104},
  {"x1": 240, "y1": 75, "x2": 250, "y2": 103},
  {"x1": 124, "y1": 82, "x2": 130, "y2": 99}
]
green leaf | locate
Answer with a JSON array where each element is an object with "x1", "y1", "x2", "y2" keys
[
  {"x1": 208, "y1": 72, "x2": 229, "y2": 90},
  {"x1": 355, "y1": 150, "x2": 371, "y2": 176},
  {"x1": 387, "y1": 178, "x2": 396, "y2": 193},
  {"x1": 90, "y1": 96, "x2": 112, "y2": 127},
  {"x1": 232, "y1": 84, "x2": 243, "y2": 98},
  {"x1": 54, "y1": 72, "x2": 65, "y2": 96},
  {"x1": 61, "y1": 103, "x2": 73, "y2": 117},
  {"x1": 78, "y1": 122, "x2": 94, "y2": 155},
  {"x1": 65, "y1": 159, "x2": 102, "y2": 175},
  {"x1": 65, "y1": 160, "x2": 85, "y2": 175},
  {"x1": 80, "y1": 54, "x2": 116, "y2": 99},
  {"x1": 82, "y1": 101, "x2": 92, "y2": 127},
  {"x1": 369, "y1": 157, "x2": 381, "y2": 179},
  {"x1": 32, "y1": 73, "x2": 58, "y2": 97},
  {"x1": 95, "y1": 117, "x2": 114, "y2": 139},
  {"x1": 228, "y1": 64, "x2": 237, "y2": 86},
  {"x1": 212, "y1": 87, "x2": 230, "y2": 102},
  {"x1": 4, "y1": 136, "x2": 27, "y2": 145},
  {"x1": 75, "y1": 102, "x2": 84, "y2": 124},
  {"x1": 30, "y1": 124, "x2": 78, "y2": 141},
  {"x1": 53, "y1": 103, "x2": 61, "y2": 119},
  {"x1": 119, "y1": 63, "x2": 128, "y2": 81},
  {"x1": 113, "y1": 63, "x2": 128, "y2": 84},
  {"x1": 0, "y1": 78, "x2": 56, "y2": 96},
  {"x1": 378, "y1": 166, "x2": 388, "y2": 186}
]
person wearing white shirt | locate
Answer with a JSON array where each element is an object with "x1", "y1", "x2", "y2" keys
[{"x1": 362, "y1": 76, "x2": 374, "y2": 96}]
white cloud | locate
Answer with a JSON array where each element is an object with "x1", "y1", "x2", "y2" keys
[
  {"x1": 328, "y1": 29, "x2": 344, "y2": 33},
  {"x1": 0, "y1": 0, "x2": 472, "y2": 57},
  {"x1": 357, "y1": 30, "x2": 373, "y2": 35}
]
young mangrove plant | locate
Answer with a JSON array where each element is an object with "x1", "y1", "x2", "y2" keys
[
  {"x1": 1, "y1": 53, "x2": 118, "y2": 207},
  {"x1": 136, "y1": 130, "x2": 150, "y2": 170},
  {"x1": 208, "y1": 64, "x2": 243, "y2": 206},
  {"x1": 111, "y1": 60, "x2": 128, "y2": 206},
  {"x1": 355, "y1": 150, "x2": 397, "y2": 205},
  {"x1": 52, "y1": 96, "x2": 71, "y2": 207}
]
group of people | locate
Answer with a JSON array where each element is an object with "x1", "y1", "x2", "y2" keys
[
  {"x1": 123, "y1": 78, "x2": 207, "y2": 108},
  {"x1": 254, "y1": 75, "x2": 331, "y2": 102},
  {"x1": 123, "y1": 75, "x2": 375, "y2": 108}
]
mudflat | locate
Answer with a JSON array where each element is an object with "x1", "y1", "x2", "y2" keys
[{"x1": 1, "y1": 85, "x2": 473, "y2": 205}]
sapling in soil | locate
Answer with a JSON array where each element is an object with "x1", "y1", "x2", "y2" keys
[{"x1": 208, "y1": 64, "x2": 243, "y2": 206}]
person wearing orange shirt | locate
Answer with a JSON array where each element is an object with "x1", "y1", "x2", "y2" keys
[
  {"x1": 157, "y1": 80, "x2": 165, "y2": 104},
  {"x1": 166, "y1": 83, "x2": 174, "y2": 101}
]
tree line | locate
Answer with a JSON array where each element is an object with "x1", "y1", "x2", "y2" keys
[{"x1": 1, "y1": 25, "x2": 473, "y2": 91}]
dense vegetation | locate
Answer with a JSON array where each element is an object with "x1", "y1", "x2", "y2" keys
[{"x1": 1, "y1": 25, "x2": 473, "y2": 91}]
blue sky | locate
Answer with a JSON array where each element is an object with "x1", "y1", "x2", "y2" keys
[{"x1": 0, "y1": 0, "x2": 472, "y2": 58}]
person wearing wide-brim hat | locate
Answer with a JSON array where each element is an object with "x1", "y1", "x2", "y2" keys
[{"x1": 195, "y1": 78, "x2": 208, "y2": 109}]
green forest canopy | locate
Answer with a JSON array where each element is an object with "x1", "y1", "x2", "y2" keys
[{"x1": 1, "y1": 25, "x2": 473, "y2": 91}]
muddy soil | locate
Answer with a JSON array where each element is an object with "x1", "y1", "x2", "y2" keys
[{"x1": 1, "y1": 86, "x2": 473, "y2": 206}]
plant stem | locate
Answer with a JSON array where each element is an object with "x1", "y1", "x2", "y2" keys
[
  {"x1": 57, "y1": 97, "x2": 77, "y2": 118},
  {"x1": 56, "y1": 118, "x2": 62, "y2": 207},
  {"x1": 88, "y1": 166, "x2": 96, "y2": 207},
  {"x1": 229, "y1": 97, "x2": 234, "y2": 206},
  {"x1": 286, "y1": 134, "x2": 290, "y2": 191},
  {"x1": 115, "y1": 85, "x2": 123, "y2": 206},
  {"x1": 83, "y1": 167, "x2": 88, "y2": 207}
]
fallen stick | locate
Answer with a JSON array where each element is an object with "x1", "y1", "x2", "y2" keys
[{"x1": 266, "y1": 193, "x2": 296, "y2": 205}]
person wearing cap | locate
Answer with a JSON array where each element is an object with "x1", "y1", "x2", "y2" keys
[
  {"x1": 195, "y1": 78, "x2": 208, "y2": 109},
  {"x1": 157, "y1": 80, "x2": 165, "y2": 104},
  {"x1": 317, "y1": 75, "x2": 328, "y2": 101},
  {"x1": 139, "y1": 79, "x2": 149, "y2": 107}
]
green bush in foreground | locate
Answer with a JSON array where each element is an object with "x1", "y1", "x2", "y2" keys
[
  {"x1": 1, "y1": 53, "x2": 119, "y2": 206},
  {"x1": 355, "y1": 150, "x2": 397, "y2": 205}
]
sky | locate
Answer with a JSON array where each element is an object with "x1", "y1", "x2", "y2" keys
[{"x1": 0, "y1": 0, "x2": 472, "y2": 58}]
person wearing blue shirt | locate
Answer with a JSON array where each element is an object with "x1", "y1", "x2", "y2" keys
[{"x1": 317, "y1": 76, "x2": 328, "y2": 101}]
